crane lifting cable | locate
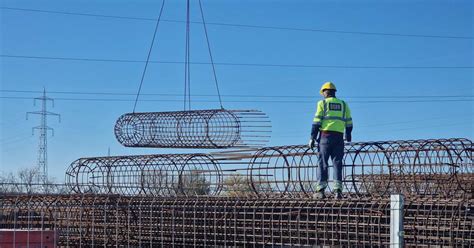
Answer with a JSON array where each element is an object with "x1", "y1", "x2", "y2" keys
[{"x1": 117, "y1": 0, "x2": 271, "y2": 149}]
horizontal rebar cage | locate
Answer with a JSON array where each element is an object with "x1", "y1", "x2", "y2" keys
[
  {"x1": 114, "y1": 109, "x2": 271, "y2": 148},
  {"x1": 65, "y1": 154, "x2": 222, "y2": 196},
  {"x1": 248, "y1": 138, "x2": 473, "y2": 197},
  {"x1": 65, "y1": 138, "x2": 472, "y2": 198}
]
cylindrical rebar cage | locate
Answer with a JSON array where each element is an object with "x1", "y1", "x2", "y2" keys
[
  {"x1": 66, "y1": 138, "x2": 473, "y2": 198},
  {"x1": 65, "y1": 154, "x2": 222, "y2": 196},
  {"x1": 247, "y1": 138, "x2": 472, "y2": 197},
  {"x1": 114, "y1": 109, "x2": 271, "y2": 148}
]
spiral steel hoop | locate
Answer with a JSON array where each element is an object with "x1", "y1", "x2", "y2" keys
[
  {"x1": 1, "y1": 194, "x2": 472, "y2": 247},
  {"x1": 114, "y1": 109, "x2": 271, "y2": 148},
  {"x1": 65, "y1": 138, "x2": 473, "y2": 197}
]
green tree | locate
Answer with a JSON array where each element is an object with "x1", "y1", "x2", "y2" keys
[
  {"x1": 178, "y1": 168, "x2": 211, "y2": 196},
  {"x1": 222, "y1": 174, "x2": 257, "y2": 197}
]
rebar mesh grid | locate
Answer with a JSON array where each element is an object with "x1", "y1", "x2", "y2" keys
[
  {"x1": 1, "y1": 194, "x2": 472, "y2": 247},
  {"x1": 114, "y1": 109, "x2": 271, "y2": 149},
  {"x1": 403, "y1": 197, "x2": 473, "y2": 247}
]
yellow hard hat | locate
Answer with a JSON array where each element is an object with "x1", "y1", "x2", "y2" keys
[{"x1": 320, "y1": 82, "x2": 337, "y2": 95}]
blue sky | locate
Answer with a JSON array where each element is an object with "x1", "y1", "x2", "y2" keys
[{"x1": 1, "y1": 0, "x2": 473, "y2": 181}]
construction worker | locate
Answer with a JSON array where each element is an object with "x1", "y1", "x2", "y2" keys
[{"x1": 308, "y1": 82, "x2": 352, "y2": 199}]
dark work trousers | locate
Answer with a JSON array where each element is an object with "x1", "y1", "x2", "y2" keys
[{"x1": 316, "y1": 131, "x2": 344, "y2": 191}]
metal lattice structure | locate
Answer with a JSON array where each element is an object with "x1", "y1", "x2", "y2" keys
[
  {"x1": 65, "y1": 138, "x2": 473, "y2": 198},
  {"x1": 26, "y1": 89, "x2": 61, "y2": 183},
  {"x1": 114, "y1": 109, "x2": 271, "y2": 148},
  {"x1": 1, "y1": 194, "x2": 472, "y2": 247},
  {"x1": 1, "y1": 138, "x2": 472, "y2": 247}
]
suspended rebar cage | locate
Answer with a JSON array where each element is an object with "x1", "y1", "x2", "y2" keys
[{"x1": 114, "y1": 109, "x2": 271, "y2": 148}]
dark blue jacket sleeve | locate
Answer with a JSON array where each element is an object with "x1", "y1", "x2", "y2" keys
[{"x1": 311, "y1": 123, "x2": 320, "y2": 140}]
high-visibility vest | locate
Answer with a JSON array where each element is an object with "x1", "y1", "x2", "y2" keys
[{"x1": 313, "y1": 97, "x2": 352, "y2": 133}]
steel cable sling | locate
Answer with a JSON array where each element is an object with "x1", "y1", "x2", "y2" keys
[{"x1": 115, "y1": 0, "x2": 271, "y2": 149}]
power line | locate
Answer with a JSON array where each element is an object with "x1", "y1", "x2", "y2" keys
[
  {"x1": 274, "y1": 121, "x2": 473, "y2": 138},
  {"x1": 1, "y1": 96, "x2": 473, "y2": 104},
  {"x1": 386, "y1": 122, "x2": 471, "y2": 132},
  {"x1": 1, "y1": 6, "x2": 473, "y2": 40},
  {"x1": 1, "y1": 89, "x2": 472, "y2": 99},
  {"x1": 0, "y1": 137, "x2": 32, "y2": 148},
  {"x1": 282, "y1": 116, "x2": 459, "y2": 136},
  {"x1": 0, "y1": 132, "x2": 32, "y2": 143},
  {"x1": 2, "y1": 54, "x2": 473, "y2": 69}
]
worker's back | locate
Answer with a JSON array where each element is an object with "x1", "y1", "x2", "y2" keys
[
  {"x1": 309, "y1": 82, "x2": 353, "y2": 199},
  {"x1": 314, "y1": 97, "x2": 352, "y2": 135}
]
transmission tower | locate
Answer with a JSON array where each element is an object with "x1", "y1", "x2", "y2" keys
[{"x1": 26, "y1": 89, "x2": 61, "y2": 184}]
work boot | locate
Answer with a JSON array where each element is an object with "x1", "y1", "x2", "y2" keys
[
  {"x1": 334, "y1": 190, "x2": 342, "y2": 200},
  {"x1": 312, "y1": 191, "x2": 325, "y2": 199}
]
